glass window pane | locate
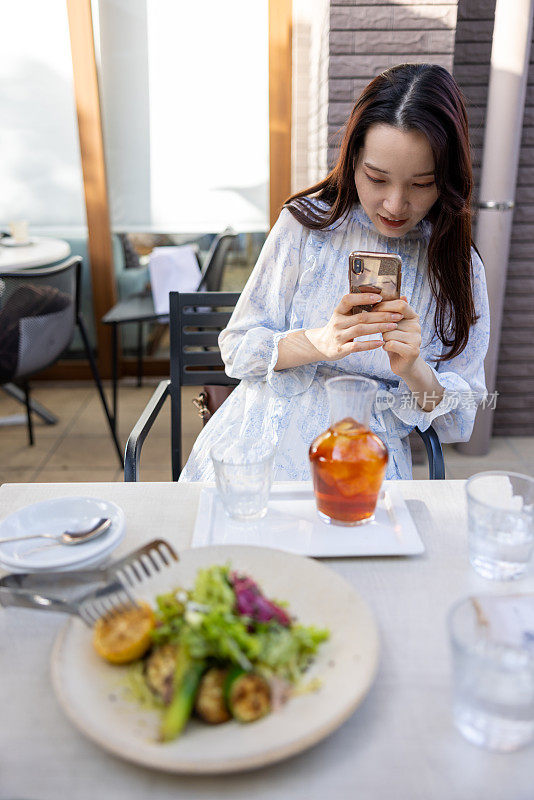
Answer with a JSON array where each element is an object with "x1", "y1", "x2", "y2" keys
[
  {"x1": 96, "y1": 0, "x2": 269, "y2": 233},
  {"x1": 0, "y1": 0, "x2": 85, "y2": 230}
]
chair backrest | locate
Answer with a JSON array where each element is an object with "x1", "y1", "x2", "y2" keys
[
  {"x1": 168, "y1": 290, "x2": 240, "y2": 478},
  {"x1": 414, "y1": 426, "x2": 445, "y2": 480},
  {"x1": 0, "y1": 257, "x2": 81, "y2": 382},
  {"x1": 198, "y1": 229, "x2": 237, "y2": 292},
  {"x1": 170, "y1": 290, "x2": 240, "y2": 389}
]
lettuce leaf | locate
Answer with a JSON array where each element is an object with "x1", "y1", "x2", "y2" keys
[{"x1": 149, "y1": 565, "x2": 329, "y2": 681}]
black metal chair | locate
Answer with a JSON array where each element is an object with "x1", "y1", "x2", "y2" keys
[
  {"x1": 125, "y1": 291, "x2": 239, "y2": 481},
  {"x1": 124, "y1": 291, "x2": 445, "y2": 482},
  {"x1": 0, "y1": 256, "x2": 123, "y2": 465},
  {"x1": 417, "y1": 425, "x2": 445, "y2": 479}
]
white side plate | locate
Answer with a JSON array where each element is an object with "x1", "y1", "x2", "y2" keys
[
  {"x1": 0, "y1": 496, "x2": 125, "y2": 571},
  {"x1": 191, "y1": 482, "x2": 424, "y2": 557}
]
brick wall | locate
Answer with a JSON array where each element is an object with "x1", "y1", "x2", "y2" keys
[
  {"x1": 310, "y1": 0, "x2": 331, "y2": 184},
  {"x1": 454, "y1": 0, "x2": 534, "y2": 435},
  {"x1": 293, "y1": 1, "x2": 459, "y2": 188},
  {"x1": 327, "y1": 0, "x2": 459, "y2": 167},
  {"x1": 291, "y1": 0, "x2": 330, "y2": 192},
  {"x1": 452, "y1": 0, "x2": 495, "y2": 194},
  {"x1": 291, "y1": 6, "x2": 312, "y2": 192}
]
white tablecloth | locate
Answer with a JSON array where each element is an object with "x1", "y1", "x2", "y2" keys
[
  {"x1": 0, "y1": 236, "x2": 71, "y2": 270},
  {"x1": 0, "y1": 480, "x2": 532, "y2": 800}
]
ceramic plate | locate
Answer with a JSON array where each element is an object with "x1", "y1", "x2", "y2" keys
[
  {"x1": 0, "y1": 544, "x2": 120, "y2": 574},
  {"x1": 51, "y1": 545, "x2": 379, "y2": 774},
  {"x1": 0, "y1": 496, "x2": 125, "y2": 571}
]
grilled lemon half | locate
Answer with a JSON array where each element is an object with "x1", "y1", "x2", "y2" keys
[{"x1": 93, "y1": 602, "x2": 155, "y2": 664}]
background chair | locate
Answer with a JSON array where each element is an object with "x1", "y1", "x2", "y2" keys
[
  {"x1": 198, "y1": 228, "x2": 237, "y2": 291},
  {"x1": 124, "y1": 291, "x2": 445, "y2": 482},
  {"x1": 61, "y1": 233, "x2": 148, "y2": 355},
  {"x1": 102, "y1": 230, "x2": 237, "y2": 424},
  {"x1": 0, "y1": 256, "x2": 123, "y2": 465}
]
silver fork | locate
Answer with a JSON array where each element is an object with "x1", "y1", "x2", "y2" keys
[
  {"x1": 104, "y1": 538, "x2": 179, "y2": 588},
  {"x1": 0, "y1": 538, "x2": 179, "y2": 627}
]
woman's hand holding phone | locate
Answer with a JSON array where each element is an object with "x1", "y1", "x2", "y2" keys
[
  {"x1": 377, "y1": 295, "x2": 422, "y2": 378},
  {"x1": 305, "y1": 292, "x2": 403, "y2": 361},
  {"x1": 377, "y1": 295, "x2": 446, "y2": 411}
]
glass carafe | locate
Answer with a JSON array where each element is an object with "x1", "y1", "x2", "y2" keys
[{"x1": 309, "y1": 376, "x2": 388, "y2": 525}]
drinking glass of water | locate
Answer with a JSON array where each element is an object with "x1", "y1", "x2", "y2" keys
[
  {"x1": 448, "y1": 595, "x2": 534, "y2": 751},
  {"x1": 466, "y1": 471, "x2": 534, "y2": 580},
  {"x1": 210, "y1": 438, "x2": 274, "y2": 521}
]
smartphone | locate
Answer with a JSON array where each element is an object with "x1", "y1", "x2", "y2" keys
[{"x1": 349, "y1": 250, "x2": 402, "y2": 313}]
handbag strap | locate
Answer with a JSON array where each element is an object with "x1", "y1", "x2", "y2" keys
[{"x1": 192, "y1": 390, "x2": 211, "y2": 424}]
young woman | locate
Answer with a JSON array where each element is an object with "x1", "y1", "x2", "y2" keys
[{"x1": 181, "y1": 63, "x2": 490, "y2": 481}]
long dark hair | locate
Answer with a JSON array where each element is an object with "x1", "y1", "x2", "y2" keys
[{"x1": 285, "y1": 63, "x2": 478, "y2": 362}]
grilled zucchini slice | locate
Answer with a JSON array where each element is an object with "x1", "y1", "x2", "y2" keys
[
  {"x1": 145, "y1": 643, "x2": 177, "y2": 704},
  {"x1": 194, "y1": 667, "x2": 231, "y2": 724},
  {"x1": 225, "y1": 668, "x2": 271, "y2": 723}
]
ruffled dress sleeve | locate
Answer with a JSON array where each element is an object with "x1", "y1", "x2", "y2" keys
[
  {"x1": 219, "y1": 208, "x2": 317, "y2": 397},
  {"x1": 388, "y1": 249, "x2": 490, "y2": 443}
]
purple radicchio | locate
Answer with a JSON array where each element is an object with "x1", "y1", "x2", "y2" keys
[{"x1": 230, "y1": 572, "x2": 291, "y2": 627}]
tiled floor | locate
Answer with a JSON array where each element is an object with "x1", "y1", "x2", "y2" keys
[
  {"x1": 0, "y1": 380, "x2": 201, "y2": 484},
  {"x1": 0, "y1": 381, "x2": 532, "y2": 484}
]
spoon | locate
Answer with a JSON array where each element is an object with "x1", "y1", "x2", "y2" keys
[{"x1": 0, "y1": 517, "x2": 112, "y2": 546}]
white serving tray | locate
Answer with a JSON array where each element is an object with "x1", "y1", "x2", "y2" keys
[{"x1": 191, "y1": 481, "x2": 424, "y2": 558}]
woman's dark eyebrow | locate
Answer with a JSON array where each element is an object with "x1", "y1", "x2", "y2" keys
[
  {"x1": 364, "y1": 162, "x2": 388, "y2": 173},
  {"x1": 363, "y1": 161, "x2": 434, "y2": 178}
]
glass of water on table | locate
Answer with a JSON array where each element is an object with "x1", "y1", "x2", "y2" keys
[
  {"x1": 448, "y1": 594, "x2": 534, "y2": 751},
  {"x1": 211, "y1": 438, "x2": 274, "y2": 521},
  {"x1": 466, "y1": 471, "x2": 534, "y2": 580}
]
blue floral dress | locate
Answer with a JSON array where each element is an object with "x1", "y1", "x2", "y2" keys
[{"x1": 180, "y1": 204, "x2": 490, "y2": 481}]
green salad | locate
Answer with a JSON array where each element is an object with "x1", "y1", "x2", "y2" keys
[{"x1": 105, "y1": 564, "x2": 329, "y2": 742}]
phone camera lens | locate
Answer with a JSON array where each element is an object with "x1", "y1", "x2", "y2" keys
[{"x1": 353, "y1": 259, "x2": 363, "y2": 274}]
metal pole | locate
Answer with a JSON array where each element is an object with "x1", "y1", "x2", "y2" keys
[{"x1": 456, "y1": 0, "x2": 534, "y2": 456}]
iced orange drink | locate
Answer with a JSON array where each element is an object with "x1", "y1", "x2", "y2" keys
[{"x1": 309, "y1": 417, "x2": 388, "y2": 525}]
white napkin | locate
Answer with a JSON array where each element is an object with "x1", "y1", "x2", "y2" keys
[{"x1": 149, "y1": 244, "x2": 202, "y2": 315}]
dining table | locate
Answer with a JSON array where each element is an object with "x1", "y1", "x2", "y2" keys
[
  {"x1": 0, "y1": 478, "x2": 532, "y2": 800},
  {"x1": 0, "y1": 235, "x2": 70, "y2": 271}
]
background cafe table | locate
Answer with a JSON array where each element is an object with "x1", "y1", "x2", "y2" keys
[
  {"x1": 0, "y1": 479, "x2": 532, "y2": 800},
  {"x1": 0, "y1": 235, "x2": 71, "y2": 270}
]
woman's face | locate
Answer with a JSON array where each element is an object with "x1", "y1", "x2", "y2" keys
[{"x1": 354, "y1": 123, "x2": 439, "y2": 238}]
